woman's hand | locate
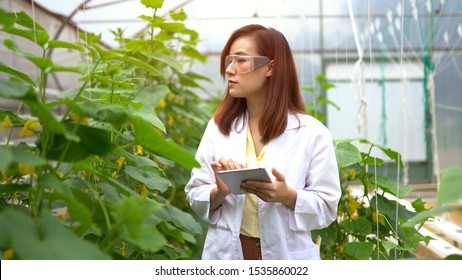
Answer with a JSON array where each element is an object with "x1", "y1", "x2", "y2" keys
[
  {"x1": 209, "y1": 158, "x2": 245, "y2": 211},
  {"x1": 240, "y1": 167, "x2": 297, "y2": 210}
]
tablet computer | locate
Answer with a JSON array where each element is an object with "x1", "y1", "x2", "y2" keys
[{"x1": 217, "y1": 167, "x2": 272, "y2": 195}]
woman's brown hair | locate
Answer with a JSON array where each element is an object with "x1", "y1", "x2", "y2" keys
[{"x1": 213, "y1": 24, "x2": 305, "y2": 144}]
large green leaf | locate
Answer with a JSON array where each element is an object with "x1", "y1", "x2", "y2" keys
[
  {"x1": 402, "y1": 204, "x2": 462, "y2": 227},
  {"x1": 40, "y1": 174, "x2": 93, "y2": 228},
  {"x1": 335, "y1": 142, "x2": 362, "y2": 168},
  {"x1": 154, "y1": 199, "x2": 202, "y2": 235},
  {"x1": 27, "y1": 101, "x2": 78, "y2": 141},
  {"x1": 44, "y1": 123, "x2": 115, "y2": 162},
  {"x1": 345, "y1": 241, "x2": 374, "y2": 260},
  {"x1": 0, "y1": 62, "x2": 35, "y2": 85},
  {"x1": 0, "y1": 78, "x2": 36, "y2": 101},
  {"x1": 111, "y1": 196, "x2": 166, "y2": 252},
  {"x1": 0, "y1": 145, "x2": 14, "y2": 170},
  {"x1": 9, "y1": 144, "x2": 48, "y2": 166},
  {"x1": 132, "y1": 115, "x2": 199, "y2": 169},
  {"x1": 370, "y1": 194, "x2": 416, "y2": 222},
  {"x1": 46, "y1": 40, "x2": 85, "y2": 52},
  {"x1": 125, "y1": 166, "x2": 171, "y2": 193},
  {"x1": 359, "y1": 138, "x2": 404, "y2": 168},
  {"x1": 438, "y1": 167, "x2": 462, "y2": 204},
  {"x1": 1, "y1": 11, "x2": 48, "y2": 47},
  {"x1": 0, "y1": 209, "x2": 111, "y2": 259},
  {"x1": 340, "y1": 217, "x2": 372, "y2": 237},
  {"x1": 368, "y1": 176, "x2": 413, "y2": 198},
  {"x1": 83, "y1": 103, "x2": 131, "y2": 127},
  {"x1": 141, "y1": 51, "x2": 183, "y2": 72}
]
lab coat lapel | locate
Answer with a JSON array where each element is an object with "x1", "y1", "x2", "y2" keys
[{"x1": 260, "y1": 113, "x2": 303, "y2": 169}]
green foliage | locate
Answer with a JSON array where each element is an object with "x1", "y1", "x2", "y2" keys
[
  {"x1": 313, "y1": 138, "x2": 431, "y2": 259},
  {"x1": 306, "y1": 81, "x2": 432, "y2": 260},
  {"x1": 0, "y1": 2, "x2": 209, "y2": 260}
]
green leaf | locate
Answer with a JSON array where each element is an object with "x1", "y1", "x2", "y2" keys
[
  {"x1": 115, "y1": 149, "x2": 160, "y2": 169},
  {"x1": 344, "y1": 241, "x2": 373, "y2": 260},
  {"x1": 402, "y1": 205, "x2": 462, "y2": 227},
  {"x1": 340, "y1": 217, "x2": 372, "y2": 236},
  {"x1": 0, "y1": 145, "x2": 14, "y2": 170},
  {"x1": 369, "y1": 176, "x2": 413, "y2": 198},
  {"x1": 154, "y1": 200, "x2": 202, "y2": 235},
  {"x1": 101, "y1": 50, "x2": 166, "y2": 79},
  {"x1": 46, "y1": 40, "x2": 85, "y2": 52},
  {"x1": 132, "y1": 115, "x2": 199, "y2": 169},
  {"x1": 44, "y1": 123, "x2": 115, "y2": 162},
  {"x1": 83, "y1": 103, "x2": 131, "y2": 127},
  {"x1": 10, "y1": 145, "x2": 48, "y2": 166},
  {"x1": 335, "y1": 142, "x2": 362, "y2": 167},
  {"x1": 39, "y1": 174, "x2": 93, "y2": 228},
  {"x1": 0, "y1": 184, "x2": 31, "y2": 194},
  {"x1": 111, "y1": 197, "x2": 166, "y2": 253},
  {"x1": 0, "y1": 8, "x2": 15, "y2": 27},
  {"x1": 125, "y1": 166, "x2": 171, "y2": 192},
  {"x1": 159, "y1": 22, "x2": 185, "y2": 32},
  {"x1": 181, "y1": 46, "x2": 207, "y2": 63},
  {"x1": 370, "y1": 194, "x2": 416, "y2": 222},
  {"x1": 26, "y1": 101, "x2": 78, "y2": 141},
  {"x1": 141, "y1": 0, "x2": 164, "y2": 9},
  {"x1": 359, "y1": 139, "x2": 404, "y2": 168},
  {"x1": 438, "y1": 167, "x2": 462, "y2": 204},
  {"x1": 0, "y1": 62, "x2": 36, "y2": 85},
  {"x1": 169, "y1": 9, "x2": 187, "y2": 21},
  {"x1": 124, "y1": 223, "x2": 167, "y2": 253},
  {"x1": 0, "y1": 78, "x2": 36, "y2": 101},
  {"x1": 132, "y1": 111, "x2": 166, "y2": 133},
  {"x1": 2, "y1": 11, "x2": 49, "y2": 47},
  {"x1": 0, "y1": 209, "x2": 111, "y2": 259},
  {"x1": 141, "y1": 51, "x2": 184, "y2": 72},
  {"x1": 301, "y1": 86, "x2": 316, "y2": 93}
]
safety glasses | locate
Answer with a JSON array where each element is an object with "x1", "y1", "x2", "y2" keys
[{"x1": 224, "y1": 55, "x2": 271, "y2": 75}]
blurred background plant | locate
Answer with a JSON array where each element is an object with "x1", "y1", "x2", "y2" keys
[{"x1": 0, "y1": 0, "x2": 210, "y2": 260}]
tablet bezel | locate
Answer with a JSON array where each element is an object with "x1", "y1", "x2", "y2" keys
[{"x1": 217, "y1": 167, "x2": 272, "y2": 195}]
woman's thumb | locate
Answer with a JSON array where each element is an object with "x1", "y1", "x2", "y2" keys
[{"x1": 272, "y1": 167, "x2": 285, "y2": 182}]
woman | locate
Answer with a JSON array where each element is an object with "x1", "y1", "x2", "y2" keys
[{"x1": 185, "y1": 24, "x2": 341, "y2": 260}]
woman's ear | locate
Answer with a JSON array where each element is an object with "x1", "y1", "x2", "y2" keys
[{"x1": 266, "y1": 60, "x2": 273, "y2": 77}]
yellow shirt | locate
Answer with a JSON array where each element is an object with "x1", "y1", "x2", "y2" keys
[{"x1": 240, "y1": 128, "x2": 268, "y2": 238}]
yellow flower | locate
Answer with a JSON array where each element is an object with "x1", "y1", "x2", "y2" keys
[
  {"x1": 178, "y1": 137, "x2": 184, "y2": 145},
  {"x1": 18, "y1": 163, "x2": 36, "y2": 175},
  {"x1": 116, "y1": 156, "x2": 126, "y2": 167},
  {"x1": 158, "y1": 98, "x2": 166, "y2": 109},
  {"x1": 2, "y1": 170, "x2": 13, "y2": 184},
  {"x1": 3, "y1": 248, "x2": 14, "y2": 260},
  {"x1": 58, "y1": 172, "x2": 65, "y2": 178},
  {"x1": 18, "y1": 119, "x2": 40, "y2": 138},
  {"x1": 112, "y1": 170, "x2": 117, "y2": 178},
  {"x1": 372, "y1": 210, "x2": 384, "y2": 223},
  {"x1": 136, "y1": 145, "x2": 143, "y2": 155},
  {"x1": 11, "y1": 192, "x2": 21, "y2": 203},
  {"x1": 168, "y1": 115, "x2": 174, "y2": 127},
  {"x1": 0, "y1": 115, "x2": 12, "y2": 129},
  {"x1": 347, "y1": 195, "x2": 361, "y2": 216},
  {"x1": 121, "y1": 241, "x2": 126, "y2": 257},
  {"x1": 135, "y1": 185, "x2": 149, "y2": 195},
  {"x1": 348, "y1": 169, "x2": 357, "y2": 179},
  {"x1": 72, "y1": 114, "x2": 89, "y2": 125}
]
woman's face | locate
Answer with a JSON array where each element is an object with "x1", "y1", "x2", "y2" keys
[{"x1": 225, "y1": 36, "x2": 271, "y2": 100}]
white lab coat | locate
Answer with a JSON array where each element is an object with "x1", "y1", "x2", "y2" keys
[{"x1": 185, "y1": 112, "x2": 341, "y2": 260}]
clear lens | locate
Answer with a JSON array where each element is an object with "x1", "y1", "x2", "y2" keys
[{"x1": 225, "y1": 55, "x2": 271, "y2": 75}]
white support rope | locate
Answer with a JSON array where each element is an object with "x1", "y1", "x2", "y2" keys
[{"x1": 347, "y1": 0, "x2": 368, "y2": 139}]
